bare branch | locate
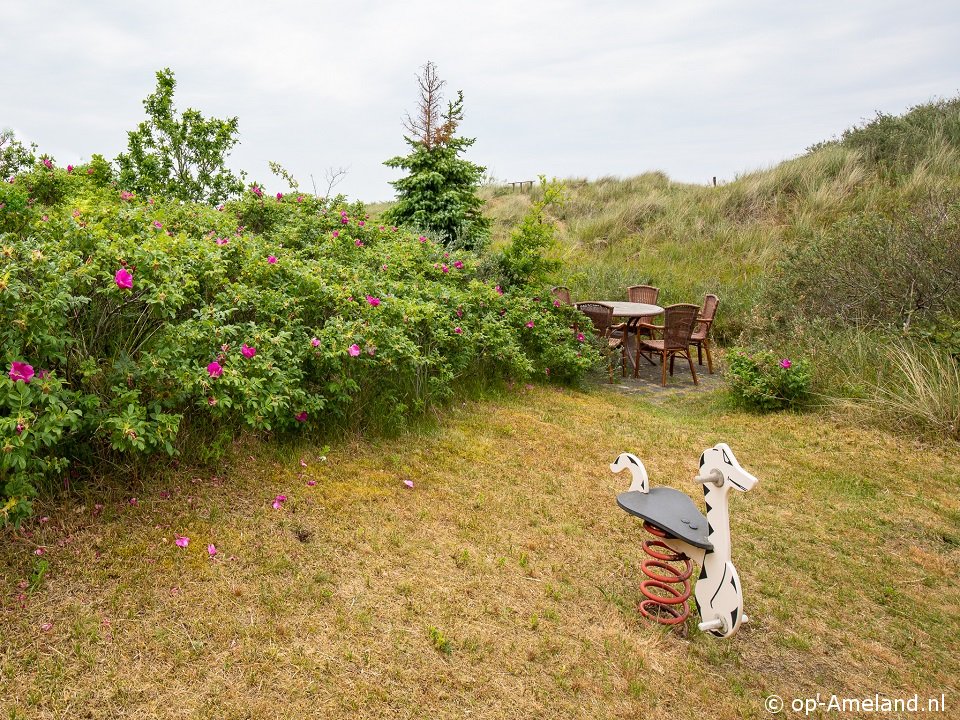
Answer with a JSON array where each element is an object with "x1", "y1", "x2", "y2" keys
[
  {"x1": 402, "y1": 61, "x2": 446, "y2": 150},
  {"x1": 323, "y1": 166, "x2": 349, "y2": 199}
]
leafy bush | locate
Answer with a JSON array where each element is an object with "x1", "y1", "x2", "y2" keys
[
  {"x1": 1, "y1": 129, "x2": 36, "y2": 179},
  {"x1": 0, "y1": 163, "x2": 591, "y2": 524},
  {"x1": 116, "y1": 68, "x2": 244, "y2": 205},
  {"x1": 831, "y1": 96, "x2": 960, "y2": 175},
  {"x1": 495, "y1": 177, "x2": 564, "y2": 290},
  {"x1": 725, "y1": 348, "x2": 811, "y2": 412},
  {"x1": 767, "y1": 192, "x2": 960, "y2": 332}
]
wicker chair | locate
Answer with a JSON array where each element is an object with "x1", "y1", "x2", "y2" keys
[
  {"x1": 626, "y1": 285, "x2": 659, "y2": 305},
  {"x1": 690, "y1": 294, "x2": 719, "y2": 374},
  {"x1": 636, "y1": 303, "x2": 701, "y2": 386},
  {"x1": 550, "y1": 286, "x2": 572, "y2": 305},
  {"x1": 626, "y1": 285, "x2": 660, "y2": 338},
  {"x1": 576, "y1": 302, "x2": 627, "y2": 383}
]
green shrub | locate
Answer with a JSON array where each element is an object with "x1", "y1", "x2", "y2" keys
[
  {"x1": 495, "y1": 177, "x2": 564, "y2": 289},
  {"x1": 767, "y1": 192, "x2": 960, "y2": 332},
  {"x1": 725, "y1": 348, "x2": 812, "y2": 412},
  {"x1": 832, "y1": 96, "x2": 960, "y2": 175},
  {"x1": 0, "y1": 163, "x2": 592, "y2": 524}
]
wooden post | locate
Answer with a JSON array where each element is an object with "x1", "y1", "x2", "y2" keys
[{"x1": 712, "y1": 176, "x2": 717, "y2": 187}]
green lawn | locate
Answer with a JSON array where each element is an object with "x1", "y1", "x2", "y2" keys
[{"x1": 2, "y1": 384, "x2": 958, "y2": 718}]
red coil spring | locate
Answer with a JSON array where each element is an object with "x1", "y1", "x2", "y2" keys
[{"x1": 638, "y1": 521, "x2": 693, "y2": 626}]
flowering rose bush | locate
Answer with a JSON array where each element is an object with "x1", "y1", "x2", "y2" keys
[
  {"x1": 725, "y1": 348, "x2": 812, "y2": 412},
  {"x1": 0, "y1": 162, "x2": 592, "y2": 523}
]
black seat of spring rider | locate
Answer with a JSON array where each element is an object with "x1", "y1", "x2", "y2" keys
[{"x1": 616, "y1": 487, "x2": 714, "y2": 550}]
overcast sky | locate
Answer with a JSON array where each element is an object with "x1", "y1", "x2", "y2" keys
[{"x1": 4, "y1": 0, "x2": 958, "y2": 200}]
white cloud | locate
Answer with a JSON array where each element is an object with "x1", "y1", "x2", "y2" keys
[{"x1": 3, "y1": 0, "x2": 958, "y2": 198}]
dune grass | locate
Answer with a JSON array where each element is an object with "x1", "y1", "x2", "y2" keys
[{"x1": 2, "y1": 384, "x2": 958, "y2": 718}]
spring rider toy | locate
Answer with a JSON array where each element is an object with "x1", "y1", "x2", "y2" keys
[{"x1": 610, "y1": 443, "x2": 758, "y2": 637}]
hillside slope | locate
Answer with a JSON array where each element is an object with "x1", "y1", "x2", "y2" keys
[{"x1": 481, "y1": 97, "x2": 960, "y2": 342}]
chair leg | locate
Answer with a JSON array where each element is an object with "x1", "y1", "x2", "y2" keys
[
  {"x1": 660, "y1": 351, "x2": 668, "y2": 386},
  {"x1": 669, "y1": 354, "x2": 675, "y2": 376},
  {"x1": 697, "y1": 343, "x2": 703, "y2": 366},
  {"x1": 687, "y1": 351, "x2": 699, "y2": 385},
  {"x1": 704, "y1": 340, "x2": 714, "y2": 374}
]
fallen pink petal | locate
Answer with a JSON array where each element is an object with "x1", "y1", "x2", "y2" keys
[
  {"x1": 175, "y1": 536, "x2": 189, "y2": 548},
  {"x1": 207, "y1": 544, "x2": 217, "y2": 557}
]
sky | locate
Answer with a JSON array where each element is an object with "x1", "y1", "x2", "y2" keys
[{"x1": 4, "y1": 0, "x2": 959, "y2": 201}]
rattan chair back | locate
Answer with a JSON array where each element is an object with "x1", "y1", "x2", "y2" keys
[
  {"x1": 551, "y1": 286, "x2": 572, "y2": 305},
  {"x1": 661, "y1": 304, "x2": 700, "y2": 349},
  {"x1": 626, "y1": 285, "x2": 659, "y2": 304},
  {"x1": 576, "y1": 302, "x2": 616, "y2": 337}
]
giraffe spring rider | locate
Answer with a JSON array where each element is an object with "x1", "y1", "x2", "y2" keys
[{"x1": 611, "y1": 443, "x2": 758, "y2": 637}]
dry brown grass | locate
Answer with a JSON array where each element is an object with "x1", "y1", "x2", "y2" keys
[{"x1": 2, "y1": 386, "x2": 959, "y2": 718}]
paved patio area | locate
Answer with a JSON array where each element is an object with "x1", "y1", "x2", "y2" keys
[{"x1": 586, "y1": 342, "x2": 723, "y2": 400}]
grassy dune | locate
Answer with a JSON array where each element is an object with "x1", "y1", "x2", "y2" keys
[{"x1": 2, "y1": 386, "x2": 958, "y2": 718}]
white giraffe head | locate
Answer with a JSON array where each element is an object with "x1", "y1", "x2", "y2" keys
[
  {"x1": 610, "y1": 452, "x2": 649, "y2": 493},
  {"x1": 698, "y1": 443, "x2": 758, "y2": 492}
]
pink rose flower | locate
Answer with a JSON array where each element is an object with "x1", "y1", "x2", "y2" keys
[
  {"x1": 216, "y1": 237, "x2": 229, "y2": 245},
  {"x1": 207, "y1": 361, "x2": 223, "y2": 378},
  {"x1": 332, "y1": 231, "x2": 339, "y2": 238},
  {"x1": 454, "y1": 327, "x2": 463, "y2": 335},
  {"x1": 453, "y1": 260, "x2": 464, "y2": 269},
  {"x1": 267, "y1": 255, "x2": 277, "y2": 264},
  {"x1": 295, "y1": 411, "x2": 308, "y2": 422},
  {"x1": 779, "y1": 358, "x2": 792, "y2": 369},
  {"x1": 152, "y1": 220, "x2": 162, "y2": 230},
  {"x1": 365, "y1": 296, "x2": 381, "y2": 307},
  {"x1": 311, "y1": 337, "x2": 321, "y2": 347},
  {"x1": 348, "y1": 344, "x2": 361, "y2": 357},
  {"x1": 276, "y1": 192, "x2": 283, "y2": 201},
  {"x1": 115, "y1": 268, "x2": 133, "y2": 289},
  {"x1": 526, "y1": 321, "x2": 535, "y2": 328},
  {"x1": 495, "y1": 285, "x2": 503, "y2": 295},
  {"x1": 354, "y1": 239, "x2": 363, "y2": 247},
  {"x1": 241, "y1": 344, "x2": 257, "y2": 358}
]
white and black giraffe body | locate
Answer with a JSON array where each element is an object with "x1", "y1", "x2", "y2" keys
[{"x1": 611, "y1": 443, "x2": 758, "y2": 638}]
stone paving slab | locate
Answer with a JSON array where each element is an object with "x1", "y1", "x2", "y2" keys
[{"x1": 586, "y1": 344, "x2": 723, "y2": 401}]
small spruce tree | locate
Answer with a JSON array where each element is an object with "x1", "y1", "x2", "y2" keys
[{"x1": 384, "y1": 62, "x2": 490, "y2": 249}]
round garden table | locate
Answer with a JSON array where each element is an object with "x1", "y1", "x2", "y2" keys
[
  {"x1": 579, "y1": 301, "x2": 664, "y2": 320},
  {"x1": 577, "y1": 302, "x2": 665, "y2": 379}
]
